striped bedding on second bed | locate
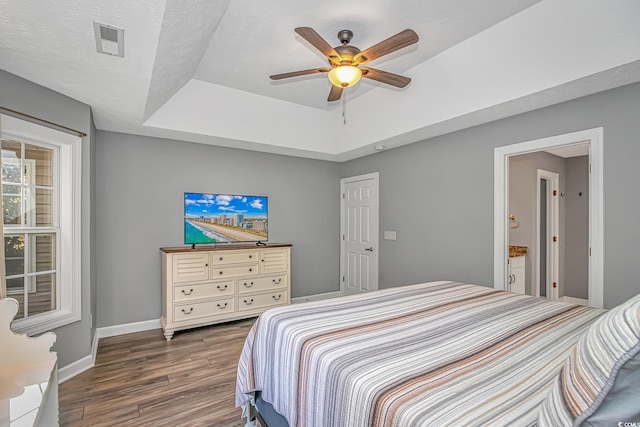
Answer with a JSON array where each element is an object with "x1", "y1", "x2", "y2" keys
[{"x1": 236, "y1": 281, "x2": 605, "y2": 427}]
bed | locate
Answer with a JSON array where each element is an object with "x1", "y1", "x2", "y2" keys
[{"x1": 236, "y1": 281, "x2": 640, "y2": 427}]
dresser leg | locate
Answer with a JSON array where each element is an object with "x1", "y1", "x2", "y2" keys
[{"x1": 163, "y1": 329, "x2": 174, "y2": 341}]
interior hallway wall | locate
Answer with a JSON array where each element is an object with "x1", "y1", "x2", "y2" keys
[{"x1": 564, "y1": 155, "x2": 589, "y2": 299}]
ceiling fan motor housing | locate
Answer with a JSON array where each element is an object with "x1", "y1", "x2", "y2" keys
[
  {"x1": 333, "y1": 44, "x2": 360, "y2": 66},
  {"x1": 330, "y1": 30, "x2": 361, "y2": 66}
]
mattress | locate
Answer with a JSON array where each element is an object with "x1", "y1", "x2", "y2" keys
[{"x1": 236, "y1": 281, "x2": 605, "y2": 426}]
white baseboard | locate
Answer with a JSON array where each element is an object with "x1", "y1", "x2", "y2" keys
[
  {"x1": 58, "y1": 318, "x2": 161, "y2": 383},
  {"x1": 291, "y1": 291, "x2": 342, "y2": 304},
  {"x1": 91, "y1": 329, "x2": 99, "y2": 362},
  {"x1": 561, "y1": 296, "x2": 589, "y2": 306},
  {"x1": 96, "y1": 318, "x2": 161, "y2": 339},
  {"x1": 58, "y1": 354, "x2": 93, "y2": 383}
]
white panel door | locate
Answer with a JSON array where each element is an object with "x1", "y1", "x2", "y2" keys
[{"x1": 341, "y1": 173, "x2": 378, "y2": 295}]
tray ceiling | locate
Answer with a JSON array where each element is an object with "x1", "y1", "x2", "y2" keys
[{"x1": 1, "y1": 0, "x2": 639, "y2": 161}]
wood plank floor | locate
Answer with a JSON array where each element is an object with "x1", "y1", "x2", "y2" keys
[{"x1": 59, "y1": 319, "x2": 255, "y2": 427}]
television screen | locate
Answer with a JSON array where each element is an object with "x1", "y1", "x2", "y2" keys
[{"x1": 184, "y1": 193, "x2": 268, "y2": 244}]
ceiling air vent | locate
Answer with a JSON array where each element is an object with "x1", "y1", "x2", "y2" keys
[{"x1": 93, "y1": 22, "x2": 124, "y2": 57}]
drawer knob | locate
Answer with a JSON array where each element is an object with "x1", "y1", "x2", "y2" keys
[
  {"x1": 181, "y1": 307, "x2": 193, "y2": 314},
  {"x1": 249, "y1": 268, "x2": 253, "y2": 272},
  {"x1": 219, "y1": 257, "x2": 223, "y2": 261},
  {"x1": 272, "y1": 278, "x2": 282, "y2": 284},
  {"x1": 249, "y1": 255, "x2": 252, "y2": 259},
  {"x1": 217, "y1": 284, "x2": 228, "y2": 291},
  {"x1": 217, "y1": 302, "x2": 228, "y2": 309},
  {"x1": 244, "y1": 298, "x2": 254, "y2": 305},
  {"x1": 181, "y1": 288, "x2": 194, "y2": 295},
  {"x1": 244, "y1": 282, "x2": 254, "y2": 288},
  {"x1": 219, "y1": 271, "x2": 223, "y2": 275},
  {"x1": 272, "y1": 294, "x2": 282, "y2": 301}
]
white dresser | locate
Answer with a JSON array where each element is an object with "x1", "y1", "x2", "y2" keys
[{"x1": 160, "y1": 244, "x2": 291, "y2": 340}]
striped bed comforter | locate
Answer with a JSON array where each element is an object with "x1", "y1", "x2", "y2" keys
[{"x1": 236, "y1": 281, "x2": 605, "y2": 426}]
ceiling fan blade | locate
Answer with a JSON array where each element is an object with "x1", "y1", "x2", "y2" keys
[
  {"x1": 295, "y1": 27, "x2": 341, "y2": 61},
  {"x1": 361, "y1": 67, "x2": 411, "y2": 88},
  {"x1": 270, "y1": 67, "x2": 330, "y2": 80},
  {"x1": 354, "y1": 29, "x2": 418, "y2": 64},
  {"x1": 328, "y1": 85, "x2": 343, "y2": 102}
]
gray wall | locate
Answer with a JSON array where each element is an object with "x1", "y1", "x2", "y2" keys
[
  {"x1": 5, "y1": 69, "x2": 640, "y2": 369},
  {"x1": 508, "y1": 152, "x2": 566, "y2": 296},
  {"x1": 341, "y1": 134, "x2": 495, "y2": 289},
  {"x1": 565, "y1": 156, "x2": 589, "y2": 299},
  {"x1": 95, "y1": 132, "x2": 340, "y2": 327},
  {"x1": 0, "y1": 69, "x2": 95, "y2": 368},
  {"x1": 341, "y1": 81, "x2": 640, "y2": 309}
]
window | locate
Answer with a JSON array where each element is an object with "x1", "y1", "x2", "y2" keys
[{"x1": 1, "y1": 115, "x2": 81, "y2": 335}]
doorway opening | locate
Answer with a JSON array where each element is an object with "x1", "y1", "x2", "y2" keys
[{"x1": 494, "y1": 128, "x2": 603, "y2": 308}]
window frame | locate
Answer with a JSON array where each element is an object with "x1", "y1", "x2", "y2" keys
[
  {"x1": 1, "y1": 115, "x2": 82, "y2": 335},
  {"x1": 4, "y1": 156, "x2": 52, "y2": 297}
]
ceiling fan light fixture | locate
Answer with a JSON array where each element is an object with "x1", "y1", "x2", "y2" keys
[
  {"x1": 328, "y1": 65, "x2": 362, "y2": 88},
  {"x1": 273, "y1": 27, "x2": 419, "y2": 101}
]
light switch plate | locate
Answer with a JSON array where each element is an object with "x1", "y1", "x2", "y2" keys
[{"x1": 384, "y1": 231, "x2": 396, "y2": 240}]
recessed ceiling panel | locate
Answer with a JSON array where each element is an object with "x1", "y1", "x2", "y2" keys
[{"x1": 193, "y1": 0, "x2": 544, "y2": 109}]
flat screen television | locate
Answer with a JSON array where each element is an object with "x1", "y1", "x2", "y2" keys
[{"x1": 184, "y1": 192, "x2": 268, "y2": 245}]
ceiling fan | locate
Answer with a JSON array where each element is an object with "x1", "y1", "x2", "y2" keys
[{"x1": 270, "y1": 27, "x2": 419, "y2": 102}]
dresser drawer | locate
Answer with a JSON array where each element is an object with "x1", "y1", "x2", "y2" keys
[
  {"x1": 237, "y1": 291, "x2": 287, "y2": 312},
  {"x1": 173, "y1": 298, "x2": 234, "y2": 322},
  {"x1": 238, "y1": 275, "x2": 287, "y2": 294},
  {"x1": 173, "y1": 280, "x2": 234, "y2": 303},
  {"x1": 211, "y1": 264, "x2": 258, "y2": 279},
  {"x1": 210, "y1": 250, "x2": 258, "y2": 266}
]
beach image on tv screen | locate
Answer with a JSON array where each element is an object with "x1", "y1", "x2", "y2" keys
[{"x1": 184, "y1": 193, "x2": 268, "y2": 244}]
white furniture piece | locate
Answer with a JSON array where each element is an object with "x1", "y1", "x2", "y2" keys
[
  {"x1": 0, "y1": 298, "x2": 58, "y2": 426},
  {"x1": 508, "y1": 255, "x2": 526, "y2": 295},
  {"x1": 160, "y1": 243, "x2": 291, "y2": 340}
]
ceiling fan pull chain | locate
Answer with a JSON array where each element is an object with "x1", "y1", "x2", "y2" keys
[{"x1": 343, "y1": 89, "x2": 347, "y2": 125}]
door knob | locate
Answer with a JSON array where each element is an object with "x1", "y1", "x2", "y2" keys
[{"x1": 365, "y1": 247, "x2": 374, "y2": 252}]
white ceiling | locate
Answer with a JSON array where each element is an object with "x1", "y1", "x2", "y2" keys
[
  {"x1": 1, "y1": 0, "x2": 639, "y2": 161},
  {"x1": 546, "y1": 143, "x2": 590, "y2": 158}
]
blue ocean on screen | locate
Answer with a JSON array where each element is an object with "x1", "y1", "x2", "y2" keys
[
  {"x1": 183, "y1": 193, "x2": 268, "y2": 244},
  {"x1": 184, "y1": 220, "x2": 230, "y2": 244}
]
